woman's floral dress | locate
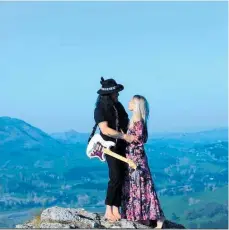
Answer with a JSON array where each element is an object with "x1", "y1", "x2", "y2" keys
[{"x1": 121, "y1": 120, "x2": 164, "y2": 221}]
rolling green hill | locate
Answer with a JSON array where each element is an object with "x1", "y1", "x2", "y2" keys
[{"x1": 0, "y1": 117, "x2": 228, "y2": 228}]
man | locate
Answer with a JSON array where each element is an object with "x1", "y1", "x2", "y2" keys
[{"x1": 91, "y1": 77, "x2": 135, "y2": 222}]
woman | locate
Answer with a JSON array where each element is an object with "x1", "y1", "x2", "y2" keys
[
  {"x1": 90, "y1": 77, "x2": 137, "y2": 222},
  {"x1": 121, "y1": 95, "x2": 165, "y2": 228}
]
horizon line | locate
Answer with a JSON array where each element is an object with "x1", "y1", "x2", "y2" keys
[{"x1": 0, "y1": 115, "x2": 228, "y2": 135}]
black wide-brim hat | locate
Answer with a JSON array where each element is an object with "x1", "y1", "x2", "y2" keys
[{"x1": 97, "y1": 77, "x2": 124, "y2": 95}]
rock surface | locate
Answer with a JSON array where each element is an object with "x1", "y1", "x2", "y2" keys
[{"x1": 16, "y1": 206, "x2": 185, "y2": 229}]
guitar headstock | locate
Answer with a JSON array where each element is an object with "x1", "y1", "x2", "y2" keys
[{"x1": 89, "y1": 142, "x2": 106, "y2": 162}]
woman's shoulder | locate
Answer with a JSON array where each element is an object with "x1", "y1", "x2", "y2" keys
[
  {"x1": 134, "y1": 119, "x2": 144, "y2": 125},
  {"x1": 133, "y1": 120, "x2": 144, "y2": 129}
]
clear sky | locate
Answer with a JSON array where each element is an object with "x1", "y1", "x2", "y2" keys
[{"x1": 0, "y1": 1, "x2": 228, "y2": 133}]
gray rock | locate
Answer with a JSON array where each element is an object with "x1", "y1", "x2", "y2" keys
[
  {"x1": 40, "y1": 223, "x2": 71, "y2": 228},
  {"x1": 15, "y1": 224, "x2": 31, "y2": 229},
  {"x1": 15, "y1": 206, "x2": 185, "y2": 229},
  {"x1": 41, "y1": 206, "x2": 81, "y2": 223}
]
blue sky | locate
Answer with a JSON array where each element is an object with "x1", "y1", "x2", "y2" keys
[{"x1": 0, "y1": 1, "x2": 228, "y2": 133}]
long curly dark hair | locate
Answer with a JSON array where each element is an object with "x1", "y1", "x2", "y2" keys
[{"x1": 95, "y1": 94, "x2": 115, "y2": 111}]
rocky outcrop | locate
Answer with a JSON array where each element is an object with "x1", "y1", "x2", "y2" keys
[{"x1": 16, "y1": 206, "x2": 185, "y2": 229}]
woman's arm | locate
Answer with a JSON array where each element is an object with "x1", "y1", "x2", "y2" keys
[{"x1": 133, "y1": 121, "x2": 145, "y2": 143}]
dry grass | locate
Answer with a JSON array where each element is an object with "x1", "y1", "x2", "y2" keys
[
  {"x1": 31, "y1": 209, "x2": 44, "y2": 228},
  {"x1": 32, "y1": 214, "x2": 41, "y2": 228}
]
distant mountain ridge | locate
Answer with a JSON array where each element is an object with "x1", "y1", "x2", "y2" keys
[
  {"x1": 0, "y1": 116, "x2": 227, "y2": 145},
  {"x1": 50, "y1": 130, "x2": 89, "y2": 144},
  {"x1": 0, "y1": 116, "x2": 66, "y2": 160},
  {"x1": 51, "y1": 128, "x2": 228, "y2": 144},
  {"x1": 0, "y1": 116, "x2": 62, "y2": 151},
  {"x1": 148, "y1": 128, "x2": 228, "y2": 146}
]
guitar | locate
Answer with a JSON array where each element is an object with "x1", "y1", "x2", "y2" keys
[{"x1": 86, "y1": 133, "x2": 137, "y2": 170}]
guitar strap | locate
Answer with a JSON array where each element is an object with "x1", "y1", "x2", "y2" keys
[
  {"x1": 88, "y1": 105, "x2": 119, "y2": 144},
  {"x1": 87, "y1": 123, "x2": 98, "y2": 143},
  {"x1": 113, "y1": 105, "x2": 119, "y2": 144}
]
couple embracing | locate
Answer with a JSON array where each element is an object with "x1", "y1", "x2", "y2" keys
[{"x1": 89, "y1": 77, "x2": 165, "y2": 228}]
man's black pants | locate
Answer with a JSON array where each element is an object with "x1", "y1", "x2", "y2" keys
[{"x1": 105, "y1": 145, "x2": 127, "y2": 207}]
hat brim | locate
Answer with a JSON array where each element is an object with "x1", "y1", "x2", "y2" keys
[{"x1": 97, "y1": 84, "x2": 124, "y2": 95}]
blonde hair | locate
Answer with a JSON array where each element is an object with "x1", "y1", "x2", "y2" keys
[{"x1": 129, "y1": 95, "x2": 149, "y2": 142}]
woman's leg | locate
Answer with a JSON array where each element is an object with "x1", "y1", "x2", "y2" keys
[{"x1": 156, "y1": 217, "x2": 165, "y2": 229}]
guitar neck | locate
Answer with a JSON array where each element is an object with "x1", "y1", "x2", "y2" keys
[{"x1": 103, "y1": 148, "x2": 128, "y2": 163}]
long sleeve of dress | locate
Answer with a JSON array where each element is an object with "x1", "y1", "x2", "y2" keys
[{"x1": 133, "y1": 121, "x2": 145, "y2": 145}]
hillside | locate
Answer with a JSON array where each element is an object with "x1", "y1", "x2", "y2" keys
[
  {"x1": 0, "y1": 116, "x2": 228, "y2": 228},
  {"x1": 0, "y1": 116, "x2": 63, "y2": 153},
  {"x1": 51, "y1": 130, "x2": 89, "y2": 144}
]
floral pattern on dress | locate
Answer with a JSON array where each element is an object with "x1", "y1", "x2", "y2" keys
[{"x1": 121, "y1": 120, "x2": 165, "y2": 221}]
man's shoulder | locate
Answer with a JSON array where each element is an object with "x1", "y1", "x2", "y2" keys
[
  {"x1": 116, "y1": 102, "x2": 128, "y2": 114},
  {"x1": 116, "y1": 101, "x2": 125, "y2": 109},
  {"x1": 94, "y1": 104, "x2": 104, "y2": 111},
  {"x1": 94, "y1": 105, "x2": 110, "y2": 117}
]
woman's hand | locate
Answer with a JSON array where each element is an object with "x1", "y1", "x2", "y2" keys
[
  {"x1": 124, "y1": 134, "x2": 137, "y2": 143},
  {"x1": 121, "y1": 130, "x2": 138, "y2": 143}
]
